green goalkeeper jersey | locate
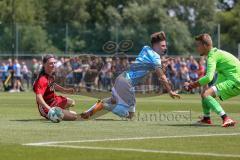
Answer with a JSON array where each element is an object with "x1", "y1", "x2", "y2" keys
[{"x1": 199, "y1": 47, "x2": 240, "y2": 86}]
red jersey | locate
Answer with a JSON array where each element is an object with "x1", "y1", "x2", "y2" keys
[
  {"x1": 33, "y1": 74, "x2": 56, "y2": 105},
  {"x1": 33, "y1": 74, "x2": 67, "y2": 118}
]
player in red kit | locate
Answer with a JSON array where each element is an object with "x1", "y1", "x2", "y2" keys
[{"x1": 33, "y1": 54, "x2": 79, "y2": 121}]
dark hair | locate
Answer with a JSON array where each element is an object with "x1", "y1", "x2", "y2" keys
[
  {"x1": 35, "y1": 54, "x2": 55, "y2": 81},
  {"x1": 195, "y1": 33, "x2": 212, "y2": 46},
  {"x1": 42, "y1": 54, "x2": 55, "y2": 64},
  {"x1": 151, "y1": 31, "x2": 166, "y2": 45}
]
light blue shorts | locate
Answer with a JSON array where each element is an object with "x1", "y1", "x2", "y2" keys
[{"x1": 110, "y1": 74, "x2": 136, "y2": 117}]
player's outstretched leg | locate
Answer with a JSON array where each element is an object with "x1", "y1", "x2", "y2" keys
[
  {"x1": 200, "y1": 87, "x2": 236, "y2": 127},
  {"x1": 80, "y1": 98, "x2": 115, "y2": 120},
  {"x1": 80, "y1": 100, "x2": 104, "y2": 119}
]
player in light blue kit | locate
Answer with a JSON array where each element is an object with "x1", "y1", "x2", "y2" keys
[{"x1": 80, "y1": 31, "x2": 180, "y2": 120}]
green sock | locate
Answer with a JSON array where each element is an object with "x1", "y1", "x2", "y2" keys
[
  {"x1": 203, "y1": 96, "x2": 226, "y2": 116},
  {"x1": 201, "y1": 99, "x2": 211, "y2": 117}
]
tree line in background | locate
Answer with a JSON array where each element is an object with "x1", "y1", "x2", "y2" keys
[{"x1": 0, "y1": 0, "x2": 239, "y2": 55}]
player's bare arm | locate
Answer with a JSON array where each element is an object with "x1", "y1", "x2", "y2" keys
[
  {"x1": 36, "y1": 94, "x2": 51, "y2": 110},
  {"x1": 155, "y1": 67, "x2": 181, "y2": 99},
  {"x1": 55, "y1": 84, "x2": 75, "y2": 94}
]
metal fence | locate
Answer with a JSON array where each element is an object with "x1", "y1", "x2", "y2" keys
[{"x1": 0, "y1": 23, "x2": 226, "y2": 57}]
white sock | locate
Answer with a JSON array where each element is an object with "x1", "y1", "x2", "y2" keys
[{"x1": 86, "y1": 103, "x2": 97, "y2": 113}]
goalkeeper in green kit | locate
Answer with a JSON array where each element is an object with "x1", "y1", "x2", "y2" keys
[{"x1": 184, "y1": 33, "x2": 240, "y2": 127}]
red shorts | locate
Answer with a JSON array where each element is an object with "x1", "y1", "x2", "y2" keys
[{"x1": 37, "y1": 96, "x2": 68, "y2": 118}]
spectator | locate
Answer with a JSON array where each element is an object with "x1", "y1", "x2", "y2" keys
[
  {"x1": 55, "y1": 57, "x2": 67, "y2": 86},
  {"x1": 198, "y1": 57, "x2": 205, "y2": 78},
  {"x1": 180, "y1": 62, "x2": 190, "y2": 91},
  {"x1": 100, "y1": 58, "x2": 112, "y2": 91},
  {"x1": 0, "y1": 55, "x2": 206, "y2": 94},
  {"x1": 189, "y1": 58, "x2": 199, "y2": 82},
  {"x1": 0, "y1": 62, "x2": 8, "y2": 91},
  {"x1": 65, "y1": 60, "x2": 74, "y2": 85},
  {"x1": 31, "y1": 58, "x2": 39, "y2": 84},
  {"x1": 21, "y1": 61, "x2": 31, "y2": 89},
  {"x1": 9, "y1": 59, "x2": 23, "y2": 92},
  {"x1": 84, "y1": 56, "x2": 100, "y2": 92},
  {"x1": 7, "y1": 59, "x2": 14, "y2": 90},
  {"x1": 198, "y1": 57, "x2": 206, "y2": 93},
  {"x1": 71, "y1": 57, "x2": 82, "y2": 89}
]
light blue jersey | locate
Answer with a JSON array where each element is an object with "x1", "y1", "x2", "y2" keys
[
  {"x1": 111, "y1": 46, "x2": 162, "y2": 117},
  {"x1": 125, "y1": 46, "x2": 162, "y2": 86},
  {"x1": 13, "y1": 63, "x2": 21, "y2": 77}
]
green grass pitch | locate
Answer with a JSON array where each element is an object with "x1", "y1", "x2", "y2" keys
[{"x1": 0, "y1": 92, "x2": 239, "y2": 160}]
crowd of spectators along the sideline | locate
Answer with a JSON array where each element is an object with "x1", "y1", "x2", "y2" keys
[{"x1": 0, "y1": 55, "x2": 206, "y2": 93}]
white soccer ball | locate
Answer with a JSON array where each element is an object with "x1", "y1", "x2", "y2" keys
[{"x1": 47, "y1": 107, "x2": 64, "y2": 123}]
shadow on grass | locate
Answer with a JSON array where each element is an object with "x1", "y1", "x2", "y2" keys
[
  {"x1": 10, "y1": 119, "x2": 48, "y2": 122},
  {"x1": 10, "y1": 118, "x2": 128, "y2": 122},
  {"x1": 95, "y1": 118, "x2": 128, "y2": 121},
  {"x1": 156, "y1": 123, "x2": 220, "y2": 127}
]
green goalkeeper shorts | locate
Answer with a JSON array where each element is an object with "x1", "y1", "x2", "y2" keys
[{"x1": 216, "y1": 79, "x2": 240, "y2": 100}]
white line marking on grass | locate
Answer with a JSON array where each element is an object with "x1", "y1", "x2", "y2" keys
[
  {"x1": 23, "y1": 132, "x2": 240, "y2": 146},
  {"x1": 171, "y1": 111, "x2": 190, "y2": 113},
  {"x1": 32, "y1": 144, "x2": 240, "y2": 158}
]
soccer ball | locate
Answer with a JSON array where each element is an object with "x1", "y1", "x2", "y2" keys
[{"x1": 47, "y1": 107, "x2": 64, "y2": 123}]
